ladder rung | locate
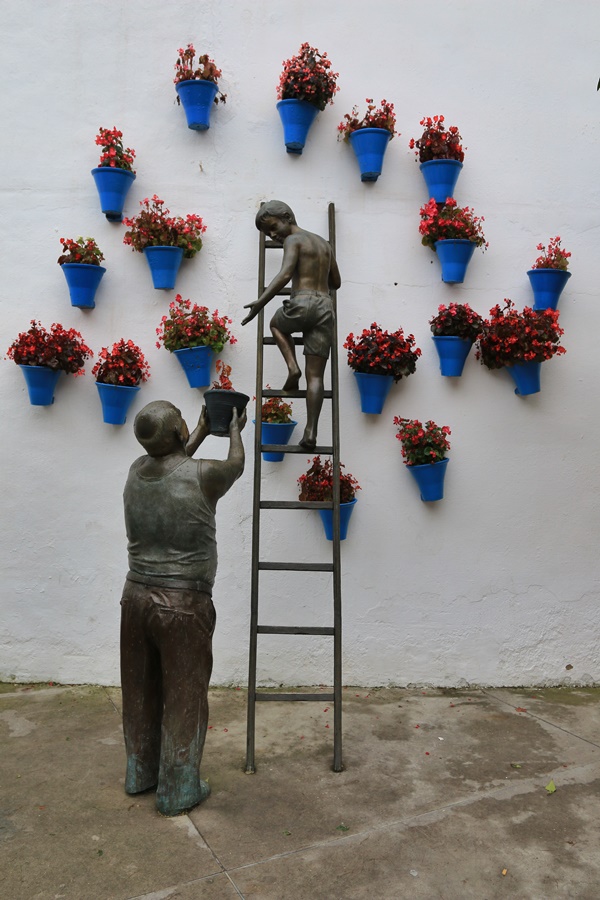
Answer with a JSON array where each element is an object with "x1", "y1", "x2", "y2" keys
[
  {"x1": 263, "y1": 336, "x2": 304, "y2": 346},
  {"x1": 262, "y1": 389, "x2": 333, "y2": 399},
  {"x1": 260, "y1": 445, "x2": 334, "y2": 456},
  {"x1": 264, "y1": 239, "x2": 284, "y2": 248},
  {"x1": 257, "y1": 626, "x2": 334, "y2": 635},
  {"x1": 258, "y1": 561, "x2": 334, "y2": 572},
  {"x1": 259, "y1": 287, "x2": 291, "y2": 297},
  {"x1": 260, "y1": 500, "x2": 333, "y2": 510},
  {"x1": 255, "y1": 692, "x2": 335, "y2": 702}
]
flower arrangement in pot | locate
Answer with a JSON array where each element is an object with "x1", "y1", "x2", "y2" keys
[
  {"x1": 174, "y1": 43, "x2": 227, "y2": 131},
  {"x1": 256, "y1": 392, "x2": 297, "y2": 462},
  {"x1": 203, "y1": 361, "x2": 250, "y2": 436},
  {"x1": 429, "y1": 303, "x2": 484, "y2": 377},
  {"x1": 410, "y1": 115, "x2": 465, "y2": 202},
  {"x1": 123, "y1": 195, "x2": 207, "y2": 290},
  {"x1": 57, "y1": 236, "x2": 106, "y2": 309},
  {"x1": 6, "y1": 319, "x2": 93, "y2": 406},
  {"x1": 527, "y1": 236, "x2": 572, "y2": 311},
  {"x1": 337, "y1": 98, "x2": 397, "y2": 182},
  {"x1": 394, "y1": 416, "x2": 451, "y2": 502},
  {"x1": 155, "y1": 294, "x2": 236, "y2": 387},
  {"x1": 344, "y1": 322, "x2": 421, "y2": 414},
  {"x1": 91, "y1": 126, "x2": 136, "y2": 222},
  {"x1": 92, "y1": 339, "x2": 150, "y2": 425},
  {"x1": 419, "y1": 197, "x2": 487, "y2": 284},
  {"x1": 276, "y1": 42, "x2": 339, "y2": 154},
  {"x1": 298, "y1": 455, "x2": 361, "y2": 541},
  {"x1": 476, "y1": 299, "x2": 566, "y2": 396}
]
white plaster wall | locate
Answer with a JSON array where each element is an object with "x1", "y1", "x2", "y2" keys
[{"x1": 1, "y1": 0, "x2": 599, "y2": 687}]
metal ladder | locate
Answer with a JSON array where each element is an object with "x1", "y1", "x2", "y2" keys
[{"x1": 245, "y1": 202, "x2": 343, "y2": 774}]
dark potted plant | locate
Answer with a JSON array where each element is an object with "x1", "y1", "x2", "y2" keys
[
  {"x1": 297, "y1": 455, "x2": 361, "y2": 541},
  {"x1": 156, "y1": 294, "x2": 236, "y2": 387},
  {"x1": 476, "y1": 299, "x2": 566, "y2": 396},
  {"x1": 394, "y1": 416, "x2": 451, "y2": 502},
  {"x1": 257, "y1": 393, "x2": 297, "y2": 462},
  {"x1": 527, "y1": 235, "x2": 572, "y2": 310},
  {"x1": 6, "y1": 319, "x2": 92, "y2": 406},
  {"x1": 203, "y1": 361, "x2": 250, "y2": 436},
  {"x1": 337, "y1": 98, "x2": 397, "y2": 182},
  {"x1": 276, "y1": 42, "x2": 339, "y2": 154},
  {"x1": 91, "y1": 126, "x2": 136, "y2": 222},
  {"x1": 419, "y1": 197, "x2": 488, "y2": 283},
  {"x1": 123, "y1": 195, "x2": 207, "y2": 290},
  {"x1": 92, "y1": 339, "x2": 150, "y2": 425},
  {"x1": 344, "y1": 322, "x2": 421, "y2": 414},
  {"x1": 174, "y1": 43, "x2": 227, "y2": 131},
  {"x1": 429, "y1": 302, "x2": 484, "y2": 376},
  {"x1": 57, "y1": 236, "x2": 106, "y2": 309},
  {"x1": 410, "y1": 115, "x2": 465, "y2": 202}
]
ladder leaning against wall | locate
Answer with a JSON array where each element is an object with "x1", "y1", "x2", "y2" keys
[{"x1": 245, "y1": 202, "x2": 343, "y2": 774}]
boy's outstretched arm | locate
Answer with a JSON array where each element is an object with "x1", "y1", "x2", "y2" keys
[{"x1": 241, "y1": 238, "x2": 300, "y2": 325}]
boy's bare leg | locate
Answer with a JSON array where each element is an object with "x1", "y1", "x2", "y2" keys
[
  {"x1": 300, "y1": 355, "x2": 327, "y2": 449},
  {"x1": 270, "y1": 324, "x2": 302, "y2": 391}
]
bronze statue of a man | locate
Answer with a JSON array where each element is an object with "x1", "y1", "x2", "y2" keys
[
  {"x1": 120, "y1": 401, "x2": 245, "y2": 817},
  {"x1": 242, "y1": 200, "x2": 341, "y2": 449}
]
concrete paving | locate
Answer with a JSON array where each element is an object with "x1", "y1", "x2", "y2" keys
[{"x1": 2, "y1": 683, "x2": 600, "y2": 899}]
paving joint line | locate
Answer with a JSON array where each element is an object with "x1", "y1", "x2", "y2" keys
[{"x1": 482, "y1": 689, "x2": 600, "y2": 749}]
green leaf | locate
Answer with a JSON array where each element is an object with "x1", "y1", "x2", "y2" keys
[
  {"x1": 336, "y1": 823, "x2": 349, "y2": 832},
  {"x1": 545, "y1": 780, "x2": 556, "y2": 794},
  {"x1": 510, "y1": 763, "x2": 522, "y2": 769}
]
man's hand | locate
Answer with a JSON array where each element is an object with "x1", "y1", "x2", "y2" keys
[{"x1": 229, "y1": 406, "x2": 247, "y2": 433}]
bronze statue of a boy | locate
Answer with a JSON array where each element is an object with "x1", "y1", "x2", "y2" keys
[
  {"x1": 242, "y1": 200, "x2": 341, "y2": 449},
  {"x1": 120, "y1": 401, "x2": 245, "y2": 817}
]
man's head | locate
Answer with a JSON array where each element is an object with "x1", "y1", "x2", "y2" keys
[
  {"x1": 133, "y1": 401, "x2": 188, "y2": 457},
  {"x1": 255, "y1": 200, "x2": 297, "y2": 237}
]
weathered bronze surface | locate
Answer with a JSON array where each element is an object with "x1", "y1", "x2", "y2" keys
[
  {"x1": 120, "y1": 401, "x2": 245, "y2": 817},
  {"x1": 242, "y1": 200, "x2": 341, "y2": 449}
]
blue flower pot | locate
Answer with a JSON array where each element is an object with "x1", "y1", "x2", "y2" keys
[
  {"x1": 434, "y1": 239, "x2": 476, "y2": 284},
  {"x1": 96, "y1": 382, "x2": 140, "y2": 425},
  {"x1": 420, "y1": 159, "x2": 463, "y2": 204},
  {"x1": 276, "y1": 99, "x2": 319, "y2": 154},
  {"x1": 143, "y1": 246, "x2": 184, "y2": 290},
  {"x1": 348, "y1": 128, "x2": 392, "y2": 182},
  {"x1": 407, "y1": 458, "x2": 449, "y2": 502},
  {"x1": 61, "y1": 263, "x2": 106, "y2": 309},
  {"x1": 173, "y1": 345, "x2": 213, "y2": 388},
  {"x1": 507, "y1": 361, "x2": 542, "y2": 396},
  {"x1": 91, "y1": 167, "x2": 136, "y2": 222},
  {"x1": 431, "y1": 336, "x2": 473, "y2": 377},
  {"x1": 204, "y1": 389, "x2": 250, "y2": 436},
  {"x1": 353, "y1": 372, "x2": 394, "y2": 414},
  {"x1": 19, "y1": 365, "x2": 61, "y2": 406},
  {"x1": 318, "y1": 499, "x2": 357, "y2": 542},
  {"x1": 527, "y1": 268, "x2": 572, "y2": 311},
  {"x1": 176, "y1": 79, "x2": 219, "y2": 130},
  {"x1": 258, "y1": 420, "x2": 298, "y2": 462}
]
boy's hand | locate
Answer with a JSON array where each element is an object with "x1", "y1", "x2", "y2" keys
[{"x1": 241, "y1": 301, "x2": 262, "y2": 326}]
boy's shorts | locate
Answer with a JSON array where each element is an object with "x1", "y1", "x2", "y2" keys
[{"x1": 270, "y1": 290, "x2": 334, "y2": 358}]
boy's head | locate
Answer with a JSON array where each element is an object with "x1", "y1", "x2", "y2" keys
[
  {"x1": 134, "y1": 401, "x2": 189, "y2": 456},
  {"x1": 255, "y1": 200, "x2": 297, "y2": 232}
]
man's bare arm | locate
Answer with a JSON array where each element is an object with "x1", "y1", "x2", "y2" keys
[
  {"x1": 200, "y1": 408, "x2": 246, "y2": 506},
  {"x1": 185, "y1": 405, "x2": 211, "y2": 457},
  {"x1": 241, "y1": 237, "x2": 300, "y2": 325}
]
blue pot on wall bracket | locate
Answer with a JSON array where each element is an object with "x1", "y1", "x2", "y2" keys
[
  {"x1": 96, "y1": 382, "x2": 140, "y2": 425},
  {"x1": 176, "y1": 79, "x2": 219, "y2": 130},
  {"x1": 61, "y1": 263, "x2": 106, "y2": 309},
  {"x1": 527, "y1": 268, "x2": 571, "y2": 311},
  {"x1": 276, "y1": 99, "x2": 319, "y2": 154},
  {"x1": 406, "y1": 458, "x2": 449, "y2": 502},
  {"x1": 318, "y1": 498, "x2": 357, "y2": 541},
  {"x1": 506, "y1": 361, "x2": 542, "y2": 396},
  {"x1": 431, "y1": 336, "x2": 473, "y2": 376},
  {"x1": 353, "y1": 372, "x2": 394, "y2": 414},
  {"x1": 348, "y1": 128, "x2": 392, "y2": 182},
  {"x1": 143, "y1": 246, "x2": 184, "y2": 290},
  {"x1": 91, "y1": 167, "x2": 136, "y2": 222},
  {"x1": 434, "y1": 239, "x2": 476, "y2": 283},
  {"x1": 257, "y1": 420, "x2": 298, "y2": 462},
  {"x1": 18, "y1": 365, "x2": 62, "y2": 406},
  {"x1": 419, "y1": 159, "x2": 463, "y2": 203},
  {"x1": 172, "y1": 345, "x2": 214, "y2": 388}
]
